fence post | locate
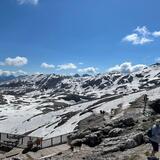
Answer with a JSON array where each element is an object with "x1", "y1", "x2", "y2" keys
[
  {"x1": 21, "y1": 137, "x2": 23, "y2": 145},
  {"x1": 41, "y1": 140, "x2": 43, "y2": 149},
  {"x1": 60, "y1": 135, "x2": 62, "y2": 144},
  {"x1": 51, "y1": 138, "x2": 53, "y2": 146}
]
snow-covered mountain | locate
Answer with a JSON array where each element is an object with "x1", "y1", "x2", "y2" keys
[
  {"x1": 1, "y1": 63, "x2": 160, "y2": 97},
  {"x1": 0, "y1": 63, "x2": 160, "y2": 139}
]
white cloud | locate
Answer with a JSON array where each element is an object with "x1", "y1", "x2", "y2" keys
[
  {"x1": 123, "y1": 33, "x2": 153, "y2": 45},
  {"x1": 17, "y1": 0, "x2": 39, "y2": 5},
  {"x1": 57, "y1": 63, "x2": 77, "y2": 70},
  {"x1": 41, "y1": 62, "x2": 55, "y2": 69},
  {"x1": 78, "y1": 67, "x2": 98, "y2": 74},
  {"x1": 0, "y1": 69, "x2": 27, "y2": 76},
  {"x1": 152, "y1": 31, "x2": 160, "y2": 37},
  {"x1": 108, "y1": 62, "x2": 147, "y2": 73},
  {"x1": 17, "y1": 70, "x2": 27, "y2": 75},
  {"x1": 134, "y1": 26, "x2": 150, "y2": 36},
  {"x1": 123, "y1": 26, "x2": 153, "y2": 45},
  {"x1": 3, "y1": 56, "x2": 28, "y2": 67},
  {"x1": 131, "y1": 64, "x2": 147, "y2": 72},
  {"x1": 0, "y1": 70, "x2": 14, "y2": 76}
]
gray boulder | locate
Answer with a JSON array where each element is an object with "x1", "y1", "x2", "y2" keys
[
  {"x1": 108, "y1": 128, "x2": 124, "y2": 137},
  {"x1": 83, "y1": 133, "x2": 102, "y2": 147},
  {"x1": 100, "y1": 126, "x2": 112, "y2": 136},
  {"x1": 132, "y1": 132, "x2": 144, "y2": 145},
  {"x1": 124, "y1": 139, "x2": 137, "y2": 149},
  {"x1": 113, "y1": 117, "x2": 136, "y2": 128}
]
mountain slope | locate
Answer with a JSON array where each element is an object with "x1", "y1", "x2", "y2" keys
[{"x1": 0, "y1": 64, "x2": 159, "y2": 139}]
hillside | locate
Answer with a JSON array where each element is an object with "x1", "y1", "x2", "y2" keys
[
  {"x1": 0, "y1": 64, "x2": 159, "y2": 139},
  {"x1": 0, "y1": 64, "x2": 160, "y2": 159}
]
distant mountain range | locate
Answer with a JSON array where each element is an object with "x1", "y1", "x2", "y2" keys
[
  {"x1": 0, "y1": 75, "x2": 16, "y2": 83},
  {"x1": 0, "y1": 63, "x2": 160, "y2": 97}
]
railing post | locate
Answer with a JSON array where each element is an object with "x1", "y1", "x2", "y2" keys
[
  {"x1": 41, "y1": 140, "x2": 43, "y2": 149},
  {"x1": 51, "y1": 138, "x2": 53, "y2": 146},
  {"x1": 60, "y1": 135, "x2": 62, "y2": 144},
  {"x1": 21, "y1": 137, "x2": 23, "y2": 145}
]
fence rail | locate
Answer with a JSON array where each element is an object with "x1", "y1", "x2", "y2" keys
[
  {"x1": 0, "y1": 131, "x2": 75, "y2": 150},
  {"x1": 41, "y1": 132, "x2": 75, "y2": 149}
]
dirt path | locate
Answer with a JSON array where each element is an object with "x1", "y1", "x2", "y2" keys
[{"x1": 2, "y1": 143, "x2": 70, "y2": 160}]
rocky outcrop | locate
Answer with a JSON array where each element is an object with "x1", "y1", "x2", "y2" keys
[
  {"x1": 83, "y1": 133, "x2": 102, "y2": 147},
  {"x1": 108, "y1": 128, "x2": 124, "y2": 137},
  {"x1": 67, "y1": 117, "x2": 138, "y2": 151},
  {"x1": 112, "y1": 117, "x2": 136, "y2": 128},
  {"x1": 117, "y1": 75, "x2": 133, "y2": 85},
  {"x1": 68, "y1": 139, "x2": 83, "y2": 151},
  {"x1": 149, "y1": 99, "x2": 160, "y2": 114},
  {"x1": 100, "y1": 132, "x2": 144, "y2": 155},
  {"x1": 68, "y1": 131, "x2": 102, "y2": 148}
]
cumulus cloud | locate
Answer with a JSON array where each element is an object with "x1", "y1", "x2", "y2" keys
[
  {"x1": 0, "y1": 69, "x2": 27, "y2": 76},
  {"x1": 134, "y1": 26, "x2": 150, "y2": 36},
  {"x1": 5, "y1": 56, "x2": 28, "y2": 67},
  {"x1": 123, "y1": 33, "x2": 152, "y2": 45},
  {"x1": 123, "y1": 26, "x2": 160, "y2": 45},
  {"x1": 108, "y1": 62, "x2": 147, "y2": 74},
  {"x1": 123, "y1": 26, "x2": 153, "y2": 45},
  {"x1": 152, "y1": 31, "x2": 160, "y2": 37},
  {"x1": 0, "y1": 70, "x2": 13, "y2": 76},
  {"x1": 78, "y1": 67, "x2": 98, "y2": 74},
  {"x1": 41, "y1": 62, "x2": 55, "y2": 69},
  {"x1": 17, "y1": 70, "x2": 27, "y2": 75},
  {"x1": 17, "y1": 0, "x2": 39, "y2": 5},
  {"x1": 0, "y1": 56, "x2": 28, "y2": 67},
  {"x1": 57, "y1": 63, "x2": 77, "y2": 70},
  {"x1": 131, "y1": 64, "x2": 147, "y2": 72}
]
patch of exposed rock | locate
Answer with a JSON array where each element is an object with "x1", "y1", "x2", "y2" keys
[{"x1": 0, "y1": 94, "x2": 7, "y2": 105}]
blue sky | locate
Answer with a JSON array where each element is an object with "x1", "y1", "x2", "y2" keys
[{"x1": 0, "y1": 0, "x2": 160, "y2": 75}]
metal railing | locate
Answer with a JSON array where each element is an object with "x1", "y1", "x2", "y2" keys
[
  {"x1": 0, "y1": 131, "x2": 75, "y2": 149},
  {"x1": 41, "y1": 132, "x2": 74, "y2": 148}
]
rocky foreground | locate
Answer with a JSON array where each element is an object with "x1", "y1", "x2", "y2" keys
[{"x1": 49, "y1": 95, "x2": 160, "y2": 160}]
